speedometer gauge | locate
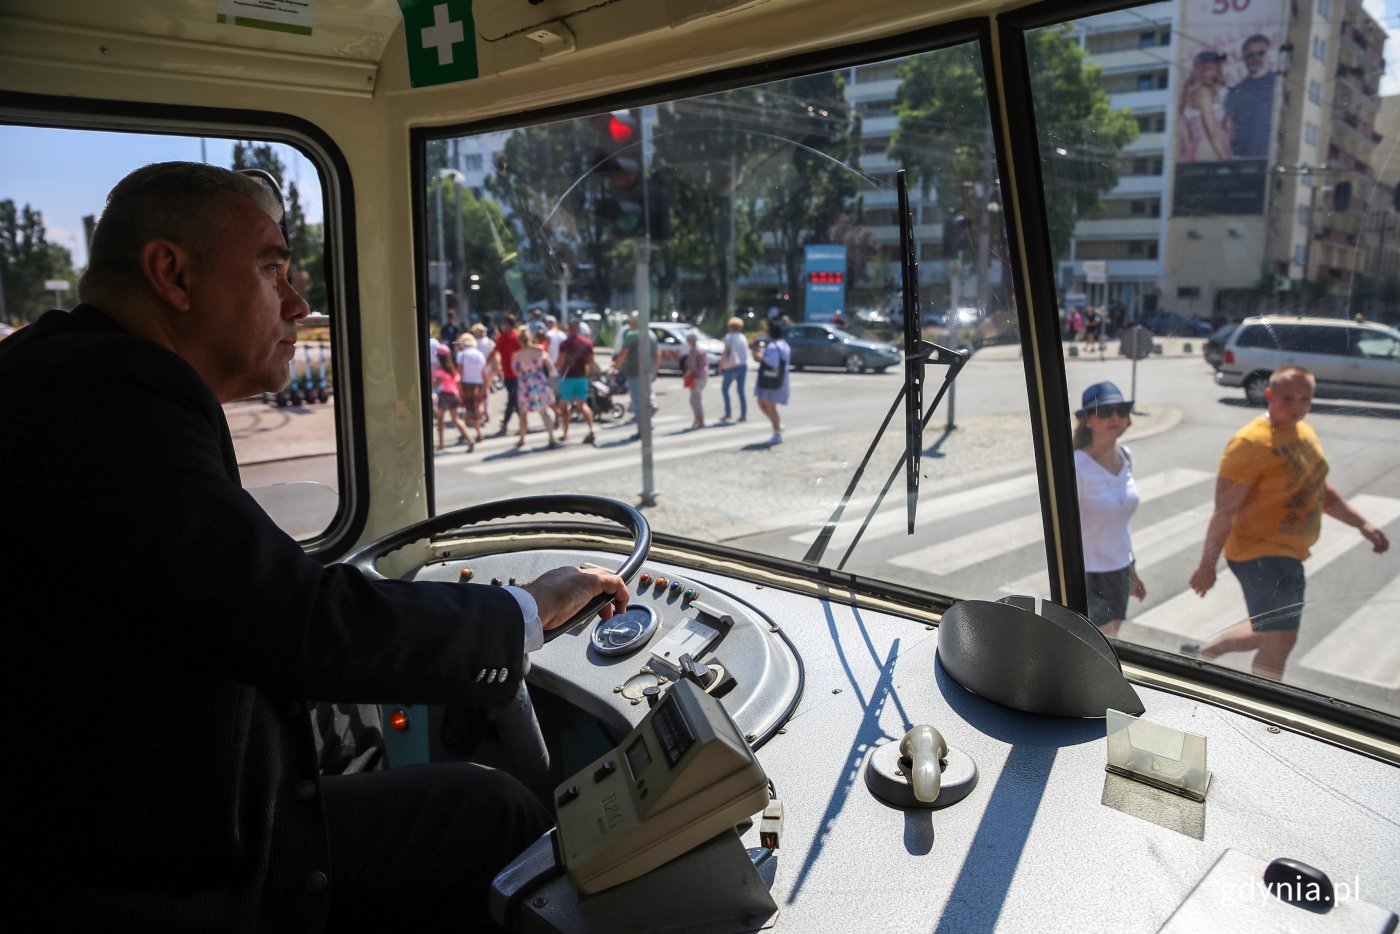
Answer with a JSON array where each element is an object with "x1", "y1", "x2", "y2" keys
[{"x1": 591, "y1": 604, "x2": 658, "y2": 657}]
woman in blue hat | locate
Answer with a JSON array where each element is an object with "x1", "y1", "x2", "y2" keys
[{"x1": 1073, "y1": 381, "x2": 1146, "y2": 635}]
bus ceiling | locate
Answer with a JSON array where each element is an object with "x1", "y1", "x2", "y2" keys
[{"x1": 0, "y1": 0, "x2": 1036, "y2": 109}]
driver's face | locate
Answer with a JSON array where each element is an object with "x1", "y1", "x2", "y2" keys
[{"x1": 185, "y1": 194, "x2": 310, "y2": 401}]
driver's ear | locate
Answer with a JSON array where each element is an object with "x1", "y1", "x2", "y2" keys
[{"x1": 140, "y1": 238, "x2": 196, "y2": 312}]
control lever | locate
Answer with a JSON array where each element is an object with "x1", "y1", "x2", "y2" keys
[
  {"x1": 864, "y1": 723, "x2": 977, "y2": 809},
  {"x1": 899, "y1": 725, "x2": 947, "y2": 803},
  {"x1": 676, "y1": 653, "x2": 738, "y2": 698}
]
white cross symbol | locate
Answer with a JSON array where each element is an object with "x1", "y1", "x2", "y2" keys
[{"x1": 421, "y1": 4, "x2": 465, "y2": 67}]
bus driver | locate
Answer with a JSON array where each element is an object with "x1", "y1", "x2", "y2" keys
[{"x1": 0, "y1": 162, "x2": 629, "y2": 933}]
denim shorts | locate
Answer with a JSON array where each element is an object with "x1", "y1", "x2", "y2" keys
[
  {"x1": 1085, "y1": 565, "x2": 1131, "y2": 626},
  {"x1": 1228, "y1": 556, "x2": 1306, "y2": 632}
]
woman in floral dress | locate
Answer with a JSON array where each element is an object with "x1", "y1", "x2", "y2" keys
[{"x1": 512, "y1": 326, "x2": 559, "y2": 450}]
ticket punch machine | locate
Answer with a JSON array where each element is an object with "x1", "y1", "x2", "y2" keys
[{"x1": 489, "y1": 677, "x2": 779, "y2": 933}]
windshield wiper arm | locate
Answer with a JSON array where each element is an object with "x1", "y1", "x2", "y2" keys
[{"x1": 802, "y1": 171, "x2": 969, "y2": 569}]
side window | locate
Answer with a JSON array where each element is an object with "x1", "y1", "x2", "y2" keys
[
  {"x1": 1235, "y1": 325, "x2": 1277, "y2": 349},
  {"x1": 0, "y1": 124, "x2": 341, "y2": 544},
  {"x1": 1352, "y1": 333, "x2": 1398, "y2": 359},
  {"x1": 1278, "y1": 326, "x2": 1344, "y2": 355}
]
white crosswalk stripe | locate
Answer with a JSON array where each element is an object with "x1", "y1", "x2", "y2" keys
[
  {"x1": 788, "y1": 472, "x2": 1041, "y2": 551},
  {"x1": 891, "y1": 467, "x2": 1212, "y2": 576},
  {"x1": 1002, "y1": 508, "x2": 1209, "y2": 596},
  {"x1": 1127, "y1": 494, "x2": 1400, "y2": 643},
  {"x1": 493, "y1": 424, "x2": 827, "y2": 486},
  {"x1": 1297, "y1": 576, "x2": 1400, "y2": 689}
]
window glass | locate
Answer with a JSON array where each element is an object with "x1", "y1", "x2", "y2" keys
[
  {"x1": 0, "y1": 125, "x2": 340, "y2": 541},
  {"x1": 421, "y1": 40, "x2": 1042, "y2": 602},
  {"x1": 1028, "y1": 0, "x2": 1400, "y2": 717}
]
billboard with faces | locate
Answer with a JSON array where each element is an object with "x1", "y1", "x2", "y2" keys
[{"x1": 1172, "y1": 0, "x2": 1287, "y2": 215}]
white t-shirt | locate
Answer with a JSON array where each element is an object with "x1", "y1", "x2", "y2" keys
[
  {"x1": 721, "y1": 331, "x2": 748, "y2": 369},
  {"x1": 1074, "y1": 447, "x2": 1140, "y2": 572},
  {"x1": 546, "y1": 328, "x2": 566, "y2": 364},
  {"x1": 477, "y1": 335, "x2": 496, "y2": 370},
  {"x1": 456, "y1": 347, "x2": 486, "y2": 384}
]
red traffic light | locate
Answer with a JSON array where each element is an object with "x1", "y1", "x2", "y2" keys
[{"x1": 607, "y1": 112, "x2": 637, "y2": 145}]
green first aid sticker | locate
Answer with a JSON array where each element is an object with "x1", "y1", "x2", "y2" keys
[{"x1": 397, "y1": 0, "x2": 480, "y2": 87}]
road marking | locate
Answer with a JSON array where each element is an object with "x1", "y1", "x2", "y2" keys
[
  {"x1": 1127, "y1": 494, "x2": 1400, "y2": 643},
  {"x1": 1296, "y1": 576, "x2": 1400, "y2": 689},
  {"x1": 498, "y1": 425, "x2": 827, "y2": 486},
  {"x1": 437, "y1": 415, "x2": 689, "y2": 471},
  {"x1": 789, "y1": 472, "x2": 1041, "y2": 551},
  {"x1": 1001, "y1": 507, "x2": 1210, "y2": 596},
  {"x1": 891, "y1": 468, "x2": 1211, "y2": 576}
]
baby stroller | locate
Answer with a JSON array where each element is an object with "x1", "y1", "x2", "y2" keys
[{"x1": 590, "y1": 367, "x2": 627, "y2": 422}]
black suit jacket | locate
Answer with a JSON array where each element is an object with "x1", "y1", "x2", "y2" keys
[{"x1": 0, "y1": 306, "x2": 525, "y2": 932}]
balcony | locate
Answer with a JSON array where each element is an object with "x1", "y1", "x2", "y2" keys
[
  {"x1": 1110, "y1": 174, "x2": 1166, "y2": 195},
  {"x1": 1074, "y1": 217, "x2": 1162, "y2": 238},
  {"x1": 1340, "y1": 20, "x2": 1386, "y2": 72},
  {"x1": 1108, "y1": 88, "x2": 1169, "y2": 112},
  {"x1": 1320, "y1": 226, "x2": 1359, "y2": 248},
  {"x1": 1336, "y1": 64, "x2": 1379, "y2": 101}
]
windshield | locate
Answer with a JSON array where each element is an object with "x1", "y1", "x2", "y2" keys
[
  {"x1": 421, "y1": 0, "x2": 1400, "y2": 725},
  {"x1": 424, "y1": 40, "x2": 1041, "y2": 598}
]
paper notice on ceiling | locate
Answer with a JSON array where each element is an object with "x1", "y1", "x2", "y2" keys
[{"x1": 217, "y1": 0, "x2": 315, "y2": 36}]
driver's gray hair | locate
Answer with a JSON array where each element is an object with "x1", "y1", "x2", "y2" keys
[{"x1": 79, "y1": 161, "x2": 283, "y2": 301}]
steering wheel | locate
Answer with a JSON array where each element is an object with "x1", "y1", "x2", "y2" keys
[{"x1": 341, "y1": 493, "x2": 651, "y2": 802}]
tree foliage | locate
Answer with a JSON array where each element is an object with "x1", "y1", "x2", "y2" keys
[
  {"x1": 0, "y1": 199, "x2": 75, "y2": 322},
  {"x1": 425, "y1": 153, "x2": 523, "y2": 316},
  {"x1": 891, "y1": 28, "x2": 1137, "y2": 261}
]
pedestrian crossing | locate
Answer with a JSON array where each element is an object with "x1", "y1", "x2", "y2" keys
[
  {"x1": 440, "y1": 414, "x2": 827, "y2": 487},
  {"x1": 781, "y1": 460, "x2": 1400, "y2": 710},
  {"x1": 434, "y1": 420, "x2": 1400, "y2": 710}
]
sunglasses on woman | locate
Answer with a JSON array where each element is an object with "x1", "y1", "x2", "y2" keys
[{"x1": 1093, "y1": 403, "x2": 1132, "y2": 418}]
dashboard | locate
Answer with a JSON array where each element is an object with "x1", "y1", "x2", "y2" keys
[{"x1": 383, "y1": 545, "x2": 1400, "y2": 931}]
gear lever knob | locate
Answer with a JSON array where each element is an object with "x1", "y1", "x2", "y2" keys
[{"x1": 899, "y1": 724, "x2": 947, "y2": 803}]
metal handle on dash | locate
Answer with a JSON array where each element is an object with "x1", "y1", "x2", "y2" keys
[{"x1": 899, "y1": 725, "x2": 947, "y2": 803}]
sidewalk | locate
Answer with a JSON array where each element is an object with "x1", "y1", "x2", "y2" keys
[
  {"x1": 972, "y1": 335, "x2": 1205, "y2": 362},
  {"x1": 228, "y1": 398, "x2": 338, "y2": 466}
]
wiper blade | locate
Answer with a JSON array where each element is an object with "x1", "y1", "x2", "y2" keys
[{"x1": 802, "y1": 170, "x2": 969, "y2": 568}]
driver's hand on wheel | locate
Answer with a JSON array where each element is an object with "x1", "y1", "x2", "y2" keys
[{"x1": 523, "y1": 566, "x2": 630, "y2": 631}]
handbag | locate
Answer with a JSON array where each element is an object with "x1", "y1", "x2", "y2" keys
[
  {"x1": 757, "y1": 354, "x2": 786, "y2": 390},
  {"x1": 683, "y1": 371, "x2": 697, "y2": 389}
]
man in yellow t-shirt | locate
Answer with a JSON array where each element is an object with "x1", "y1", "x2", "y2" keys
[{"x1": 1187, "y1": 367, "x2": 1390, "y2": 678}]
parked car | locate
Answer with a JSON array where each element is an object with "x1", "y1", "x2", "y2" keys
[
  {"x1": 649, "y1": 322, "x2": 724, "y2": 374},
  {"x1": 1203, "y1": 323, "x2": 1236, "y2": 370},
  {"x1": 783, "y1": 323, "x2": 901, "y2": 373},
  {"x1": 1137, "y1": 311, "x2": 1212, "y2": 337},
  {"x1": 1216, "y1": 316, "x2": 1400, "y2": 404}
]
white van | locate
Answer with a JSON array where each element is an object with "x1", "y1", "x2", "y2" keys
[{"x1": 1216, "y1": 316, "x2": 1400, "y2": 404}]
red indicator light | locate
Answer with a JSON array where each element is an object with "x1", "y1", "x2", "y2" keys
[
  {"x1": 807, "y1": 271, "x2": 843, "y2": 284},
  {"x1": 389, "y1": 709, "x2": 409, "y2": 732}
]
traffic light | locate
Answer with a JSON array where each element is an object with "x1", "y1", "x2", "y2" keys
[{"x1": 591, "y1": 109, "x2": 645, "y2": 237}]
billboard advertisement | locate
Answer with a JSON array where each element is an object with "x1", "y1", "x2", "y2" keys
[{"x1": 1172, "y1": 0, "x2": 1286, "y2": 215}]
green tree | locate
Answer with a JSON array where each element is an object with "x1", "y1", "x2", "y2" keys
[
  {"x1": 429, "y1": 165, "x2": 523, "y2": 316},
  {"x1": 891, "y1": 29, "x2": 1137, "y2": 272},
  {"x1": 750, "y1": 72, "x2": 863, "y2": 318},
  {"x1": 650, "y1": 90, "x2": 768, "y2": 325},
  {"x1": 485, "y1": 124, "x2": 633, "y2": 315},
  {"x1": 0, "y1": 199, "x2": 75, "y2": 322}
]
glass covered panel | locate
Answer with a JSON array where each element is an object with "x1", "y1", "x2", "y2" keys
[
  {"x1": 0, "y1": 125, "x2": 340, "y2": 541},
  {"x1": 1028, "y1": 0, "x2": 1399, "y2": 715},
  {"x1": 422, "y1": 41, "x2": 1052, "y2": 602}
]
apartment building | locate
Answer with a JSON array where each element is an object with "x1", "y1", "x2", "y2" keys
[{"x1": 1062, "y1": 2, "x2": 1176, "y2": 319}]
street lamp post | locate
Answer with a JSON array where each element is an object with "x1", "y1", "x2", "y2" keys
[{"x1": 437, "y1": 167, "x2": 467, "y2": 325}]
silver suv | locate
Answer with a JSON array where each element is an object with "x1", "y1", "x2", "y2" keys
[{"x1": 1216, "y1": 316, "x2": 1400, "y2": 404}]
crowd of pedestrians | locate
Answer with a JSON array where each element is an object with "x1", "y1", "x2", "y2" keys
[{"x1": 429, "y1": 312, "x2": 793, "y2": 452}]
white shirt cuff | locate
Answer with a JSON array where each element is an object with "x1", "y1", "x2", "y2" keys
[{"x1": 504, "y1": 585, "x2": 544, "y2": 653}]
